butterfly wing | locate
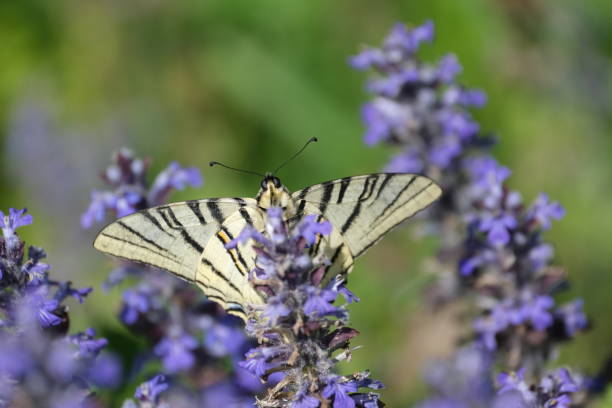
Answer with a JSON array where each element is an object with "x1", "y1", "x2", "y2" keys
[
  {"x1": 93, "y1": 198, "x2": 260, "y2": 315},
  {"x1": 292, "y1": 173, "x2": 441, "y2": 260},
  {"x1": 196, "y1": 206, "x2": 266, "y2": 320}
]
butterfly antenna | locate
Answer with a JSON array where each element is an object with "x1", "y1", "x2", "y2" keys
[
  {"x1": 209, "y1": 161, "x2": 265, "y2": 178},
  {"x1": 273, "y1": 137, "x2": 318, "y2": 174}
]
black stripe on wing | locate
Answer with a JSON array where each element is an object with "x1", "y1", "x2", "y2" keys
[
  {"x1": 141, "y1": 210, "x2": 174, "y2": 237},
  {"x1": 340, "y1": 175, "x2": 379, "y2": 234},
  {"x1": 116, "y1": 220, "x2": 168, "y2": 253},
  {"x1": 98, "y1": 233, "x2": 181, "y2": 266},
  {"x1": 201, "y1": 258, "x2": 243, "y2": 296},
  {"x1": 336, "y1": 177, "x2": 352, "y2": 203},
  {"x1": 187, "y1": 200, "x2": 207, "y2": 224},
  {"x1": 206, "y1": 200, "x2": 226, "y2": 224},
  {"x1": 318, "y1": 182, "x2": 335, "y2": 214},
  {"x1": 216, "y1": 228, "x2": 250, "y2": 276}
]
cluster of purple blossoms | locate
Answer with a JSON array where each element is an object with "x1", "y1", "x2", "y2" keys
[
  {"x1": 228, "y1": 208, "x2": 384, "y2": 407},
  {"x1": 350, "y1": 21, "x2": 489, "y2": 177},
  {"x1": 83, "y1": 149, "x2": 259, "y2": 406},
  {"x1": 352, "y1": 21, "x2": 588, "y2": 405},
  {"x1": 0, "y1": 208, "x2": 118, "y2": 407},
  {"x1": 418, "y1": 346, "x2": 584, "y2": 408},
  {"x1": 495, "y1": 367, "x2": 582, "y2": 407},
  {"x1": 463, "y1": 158, "x2": 587, "y2": 370}
]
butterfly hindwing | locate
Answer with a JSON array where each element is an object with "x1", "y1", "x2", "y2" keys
[
  {"x1": 93, "y1": 198, "x2": 257, "y2": 285},
  {"x1": 293, "y1": 173, "x2": 442, "y2": 258},
  {"x1": 197, "y1": 207, "x2": 266, "y2": 319}
]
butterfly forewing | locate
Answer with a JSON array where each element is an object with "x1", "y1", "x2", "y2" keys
[
  {"x1": 292, "y1": 174, "x2": 442, "y2": 258},
  {"x1": 93, "y1": 198, "x2": 257, "y2": 285}
]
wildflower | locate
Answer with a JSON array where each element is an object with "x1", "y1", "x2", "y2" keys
[
  {"x1": 154, "y1": 331, "x2": 198, "y2": 373},
  {"x1": 0, "y1": 209, "x2": 117, "y2": 406},
  {"x1": 352, "y1": 20, "x2": 588, "y2": 406},
  {"x1": 84, "y1": 150, "x2": 256, "y2": 404},
  {"x1": 232, "y1": 208, "x2": 383, "y2": 407}
]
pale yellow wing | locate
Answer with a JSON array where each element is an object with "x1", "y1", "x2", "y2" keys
[
  {"x1": 292, "y1": 173, "x2": 441, "y2": 258},
  {"x1": 196, "y1": 207, "x2": 266, "y2": 320},
  {"x1": 93, "y1": 197, "x2": 257, "y2": 293}
]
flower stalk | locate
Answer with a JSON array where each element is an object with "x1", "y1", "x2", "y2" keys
[
  {"x1": 351, "y1": 21, "x2": 589, "y2": 406},
  {"x1": 229, "y1": 208, "x2": 383, "y2": 408}
]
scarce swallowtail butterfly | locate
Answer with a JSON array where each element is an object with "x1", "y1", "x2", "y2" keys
[{"x1": 94, "y1": 161, "x2": 441, "y2": 321}]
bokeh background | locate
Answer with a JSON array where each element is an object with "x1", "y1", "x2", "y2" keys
[{"x1": 1, "y1": 0, "x2": 612, "y2": 405}]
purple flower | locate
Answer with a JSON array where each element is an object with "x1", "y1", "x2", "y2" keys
[
  {"x1": 37, "y1": 298, "x2": 61, "y2": 327},
  {"x1": 0, "y1": 208, "x2": 33, "y2": 234},
  {"x1": 135, "y1": 374, "x2": 168, "y2": 402},
  {"x1": 496, "y1": 368, "x2": 581, "y2": 407},
  {"x1": 87, "y1": 352, "x2": 122, "y2": 388},
  {"x1": 120, "y1": 289, "x2": 150, "y2": 324},
  {"x1": 350, "y1": 21, "x2": 433, "y2": 71},
  {"x1": 322, "y1": 377, "x2": 358, "y2": 408},
  {"x1": 297, "y1": 215, "x2": 332, "y2": 246},
  {"x1": 154, "y1": 332, "x2": 198, "y2": 373},
  {"x1": 473, "y1": 301, "x2": 520, "y2": 350},
  {"x1": 439, "y1": 111, "x2": 479, "y2": 141},
  {"x1": 81, "y1": 150, "x2": 203, "y2": 228},
  {"x1": 240, "y1": 348, "x2": 282, "y2": 377},
  {"x1": 148, "y1": 162, "x2": 203, "y2": 206},
  {"x1": 459, "y1": 250, "x2": 498, "y2": 276},
  {"x1": 465, "y1": 157, "x2": 510, "y2": 207},
  {"x1": 70, "y1": 328, "x2": 109, "y2": 357},
  {"x1": 204, "y1": 323, "x2": 244, "y2": 357},
  {"x1": 558, "y1": 299, "x2": 588, "y2": 337},
  {"x1": 80, "y1": 191, "x2": 118, "y2": 228},
  {"x1": 21, "y1": 248, "x2": 50, "y2": 284},
  {"x1": 361, "y1": 99, "x2": 410, "y2": 145},
  {"x1": 385, "y1": 21, "x2": 434, "y2": 55},
  {"x1": 437, "y1": 54, "x2": 462, "y2": 83},
  {"x1": 429, "y1": 137, "x2": 462, "y2": 168},
  {"x1": 0, "y1": 208, "x2": 32, "y2": 252},
  {"x1": 115, "y1": 191, "x2": 142, "y2": 218},
  {"x1": 262, "y1": 295, "x2": 291, "y2": 322},
  {"x1": 349, "y1": 48, "x2": 385, "y2": 70},
  {"x1": 367, "y1": 69, "x2": 419, "y2": 97},
  {"x1": 478, "y1": 213, "x2": 518, "y2": 247},
  {"x1": 333, "y1": 281, "x2": 360, "y2": 304},
  {"x1": 443, "y1": 87, "x2": 487, "y2": 107},
  {"x1": 303, "y1": 287, "x2": 342, "y2": 317},
  {"x1": 528, "y1": 193, "x2": 565, "y2": 230},
  {"x1": 520, "y1": 295, "x2": 554, "y2": 331},
  {"x1": 225, "y1": 225, "x2": 266, "y2": 249},
  {"x1": 528, "y1": 244, "x2": 554, "y2": 270}
]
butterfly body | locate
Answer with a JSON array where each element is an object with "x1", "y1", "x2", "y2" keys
[{"x1": 94, "y1": 173, "x2": 441, "y2": 320}]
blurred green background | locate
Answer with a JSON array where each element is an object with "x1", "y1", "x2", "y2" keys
[{"x1": 1, "y1": 0, "x2": 612, "y2": 405}]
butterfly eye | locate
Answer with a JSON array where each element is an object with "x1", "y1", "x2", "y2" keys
[
  {"x1": 261, "y1": 179, "x2": 268, "y2": 189},
  {"x1": 272, "y1": 177, "x2": 282, "y2": 188}
]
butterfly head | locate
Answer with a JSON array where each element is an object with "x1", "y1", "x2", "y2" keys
[{"x1": 257, "y1": 173, "x2": 294, "y2": 211}]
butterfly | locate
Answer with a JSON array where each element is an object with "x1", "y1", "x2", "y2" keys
[{"x1": 93, "y1": 172, "x2": 441, "y2": 321}]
